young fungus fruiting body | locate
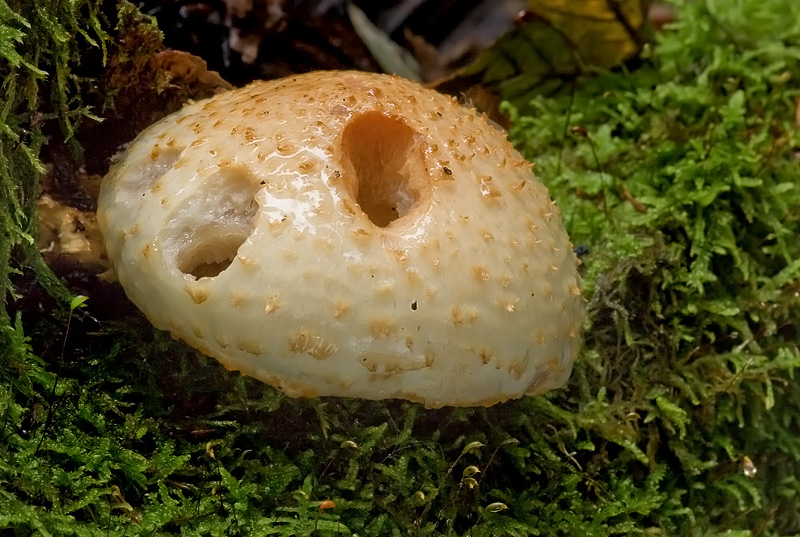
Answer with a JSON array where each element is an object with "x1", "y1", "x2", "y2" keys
[{"x1": 97, "y1": 70, "x2": 584, "y2": 408}]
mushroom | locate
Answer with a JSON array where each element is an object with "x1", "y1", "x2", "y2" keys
[{"x1": 97, "y1": 70, "x2": 584, "y2": 408}]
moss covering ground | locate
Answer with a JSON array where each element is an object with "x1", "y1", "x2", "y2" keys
[{"x1": 1, "y1": 0, "x2": 800, "y2": 535}]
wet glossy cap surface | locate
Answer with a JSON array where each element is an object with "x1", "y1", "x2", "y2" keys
[{"x1": 97, "y1": 71, "x2": 584, "y2": 408}]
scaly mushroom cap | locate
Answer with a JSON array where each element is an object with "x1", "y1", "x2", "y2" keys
[{"x1": 98, "y1": 71, "x2": 583, "y2": 408}]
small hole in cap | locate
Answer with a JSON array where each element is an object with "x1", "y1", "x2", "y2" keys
[
  {"x1": 163, "y1": 166, "x2": 259, "y2": 280},
  {"x1": 177, "y1": 227, "x2": 249, "y2": 279},
  {"x1": 339, "y1": 112, "x2": 431, "y2": 228}
]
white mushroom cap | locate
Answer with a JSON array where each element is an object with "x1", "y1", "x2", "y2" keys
[{"x1": 97, "y1": 71, "x2": 584, "y2": 408}]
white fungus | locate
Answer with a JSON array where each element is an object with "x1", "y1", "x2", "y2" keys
[{"x1": 97, "y1": 70, "x2": 584, "y2": 408}]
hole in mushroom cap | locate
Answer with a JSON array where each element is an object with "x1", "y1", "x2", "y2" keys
[
  {"x1": 176, "y1": 226, "x2": 250, "y2": 279},
  {"x1": 339, "y1": 112, "x2": 431, "y2": 228},
  {"x1": 162, "y1": 166, "x2": 259, "y2": 280}
]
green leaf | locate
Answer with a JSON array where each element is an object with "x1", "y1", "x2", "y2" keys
[{"x1": 70, "y1": 294, "x2": 88, "y2": 310}]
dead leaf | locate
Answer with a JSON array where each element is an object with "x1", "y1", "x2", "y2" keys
[
  {"x1": 436, "y1": 0, "x2": 652, "y2": 106},
  {"x1": 347, "y1": 2, "x2": 422, "y2": 81},
  {"x1": 404, "y1": 29, "x2": 448, "y2": 82},
  {"x1": 436, "y1": 0, "x2": 527, "y2": 69},
  {"x1": 155, "y1": 50, "x2": 233, "y2": 92},
  {"x1": 525, "y1": 0, "x2": 648, "y2": 70}
]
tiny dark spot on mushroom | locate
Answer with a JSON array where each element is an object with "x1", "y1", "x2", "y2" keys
[
  {"x1": 260, "y1": 180, "x2": 266, "y2": 185},
  {"x1": 411, "y1": 300, "x2": 418, "y2": 311},
  {"x1": 443, "y1": 167, "x2": 452, "y2": 175},
  {"x1": 334, "y1": 170, "x2": 341, "y2": 177},
  {"x1": 437, "y1": 112, "x2": 442, "y2": 117},
  {"x1": 574, "y1": 245, "x2": 590, "y2": 257}
]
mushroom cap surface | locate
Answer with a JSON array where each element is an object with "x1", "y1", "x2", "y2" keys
[{"x1": 98, "y1": 70, "x2": 584, "y2": 408}]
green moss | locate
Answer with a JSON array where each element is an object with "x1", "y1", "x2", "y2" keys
[
  {"x1": 1, "y1": 0, "x2": 799, "y2": 535},
  {"x1": 1, "y1": 0, "x2": 109, "y2": 330},
  {"x1": 505, "y1": 0, "x2": 800, "y2": 532}
]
